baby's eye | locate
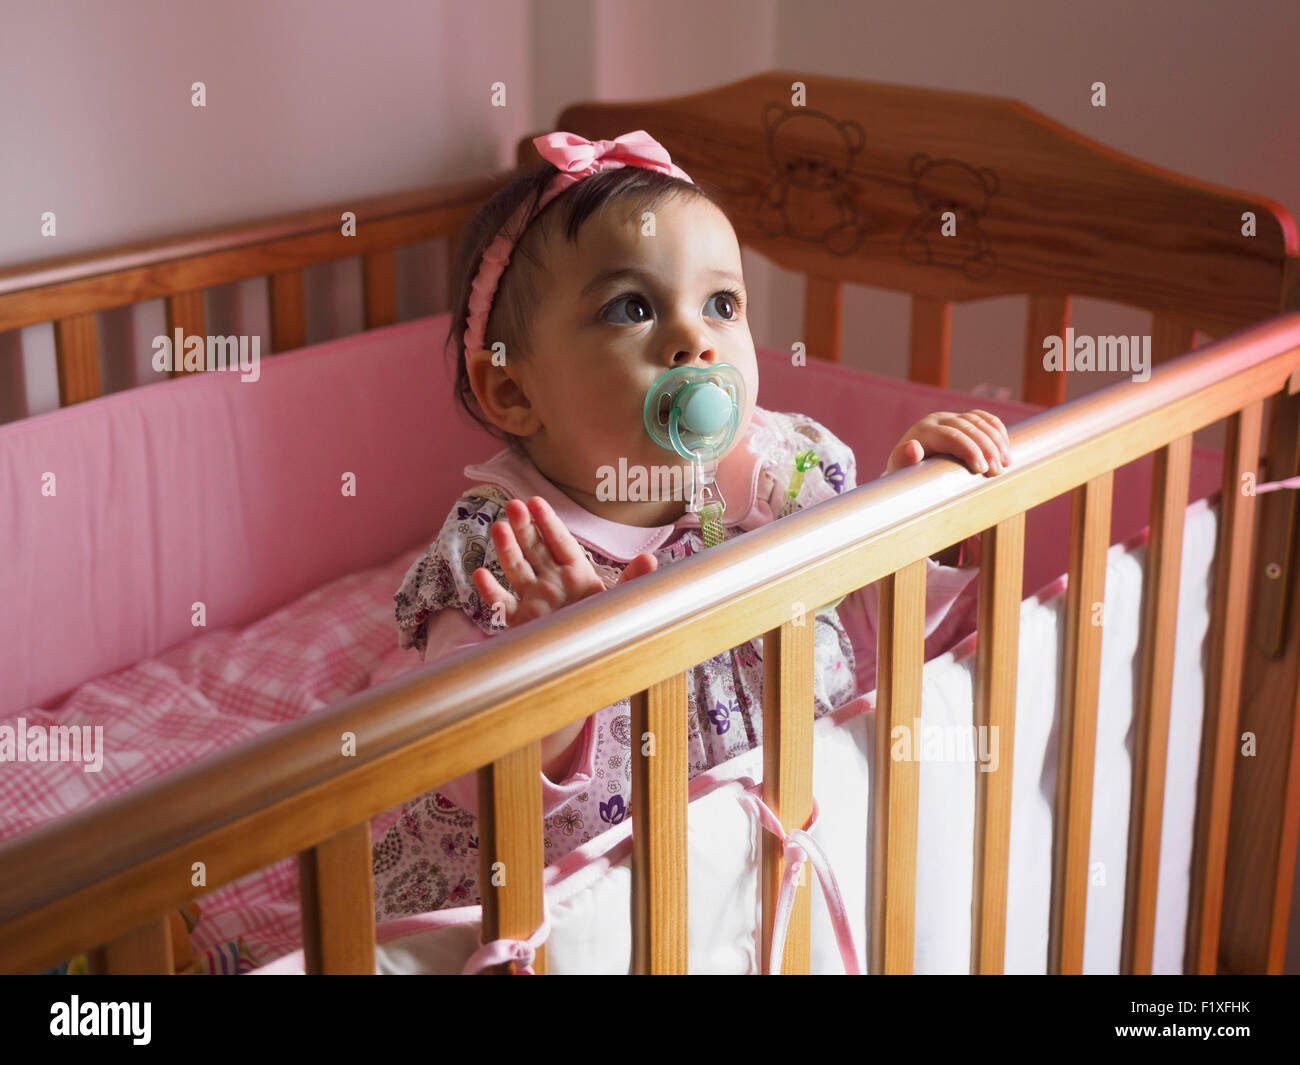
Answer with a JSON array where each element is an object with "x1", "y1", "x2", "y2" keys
[
  {"x1": 705, "y1": 290, "x2": 743, "y2": 321},
  {"x1": 601, "y1": 295, "x2": 652, "y2": 324}
]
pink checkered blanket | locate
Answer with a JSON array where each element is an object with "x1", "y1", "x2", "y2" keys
[{"x1": 0, "y1": 543, "x2": 428, "y2": 969}]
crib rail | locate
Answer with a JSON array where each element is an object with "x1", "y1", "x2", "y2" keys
[
  {"x1": 2, "y1": 314, "x2": 1300, "y2": 975},
  {"x1": 0, "y1": 174, "x2": 507, "y2": 410}
]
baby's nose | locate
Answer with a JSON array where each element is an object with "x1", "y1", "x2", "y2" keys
[{"x1": 672, "y1": 348, "x2": 717, "y2": 366}]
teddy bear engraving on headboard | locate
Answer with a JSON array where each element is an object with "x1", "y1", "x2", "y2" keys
[
  {"x1": 902, "y1": 153, "x2": 1000, "y2": 280},
  {"x1": 755, "y1": 103, "x2": 871, "y2": 256}
]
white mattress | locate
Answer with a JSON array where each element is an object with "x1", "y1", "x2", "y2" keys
[
  {"x1": 909, "y1": 495, "x2": 1216, "y2": 973},
  {"x1": 253, "y1": 498, "x2": 1218, "y2": 975}
]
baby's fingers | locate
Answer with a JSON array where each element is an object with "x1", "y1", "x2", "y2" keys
[
  {"x1": 926, "y1": 421, "x2": 994, "y2": 473},
  {"x1": 525, "y1": 496, "x2": 586, "y2": 568},
  {"x1": 490, "y1": 500, "x2": 540, "y2": 587},
  {"x1": 966, "y1": 409, "x2": 1012, "y2": 465},
  {"x1": 945, "y1": 414, "x2": 1003, "y2": 475},
  {"x1": 616, "y1": 552, "x2": 659, "y2": 585},
  {"x1": 472, "y1": 566, "x2": 516, "y2": 628}
]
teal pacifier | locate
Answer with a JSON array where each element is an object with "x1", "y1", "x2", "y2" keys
[
  {"x1": 642, "y1": 364, "x2": 746, "y2": 545},
  {"x1": 642, "y1": 363, "x2": 745, "y2": 463}
]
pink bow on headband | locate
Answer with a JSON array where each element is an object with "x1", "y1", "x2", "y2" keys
[
  {"x1": 461, "y1": 129, "x2": 694, "y2": 357},
  {"x1": 534, "y1": 130, "x2": 694, "y2": 183}
]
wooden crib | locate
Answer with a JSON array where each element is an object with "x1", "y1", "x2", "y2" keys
[{"x1": 1, "y1": 71, "x2": 1298, "y2": 975}]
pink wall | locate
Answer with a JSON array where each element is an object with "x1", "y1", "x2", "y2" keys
[
  {"x1": 0, "y1": 0, "x2": 532, "y2": 420},
  {"x1": 1, "y1": 0, "x2": 1298, "y2": 973}
]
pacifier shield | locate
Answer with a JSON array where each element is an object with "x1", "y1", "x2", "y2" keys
[{"x1": 642, "y1": 363, "x2": 746, "y2": 462}]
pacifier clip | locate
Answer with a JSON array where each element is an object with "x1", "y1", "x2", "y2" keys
[
  {"x1": 688, "y1": 454, "x2": 727, "y2": 549},
  {"x1": 778, "y1": 449, "x2": 821, "y2": 520}
]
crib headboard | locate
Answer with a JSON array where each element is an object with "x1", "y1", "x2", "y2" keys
[{"x1": 526, "y1": 70, "x2": 1300, "y2": 405}]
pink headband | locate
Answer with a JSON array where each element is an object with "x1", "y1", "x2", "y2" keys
[{"x1": 461, "y1": 129, "x2": 694, "y2": 357}]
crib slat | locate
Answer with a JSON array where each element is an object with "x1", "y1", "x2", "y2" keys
[
  {"x1": 630, "y1": 674, "x2": 689, "y2": 974},
  {"x1": 761, "y1": 619, "x2": 816, "y2": 974},
  {"x1": 1252, "y1": 261, "x2": 1300, "y2": 658},
  {"x1": 298, "y1": 821, "x2": 376, "y2": 974},
  {"x1": 872, "y1": 559, "x2": 926, "y2": 974},
  {"x1": 53, "y1": 313, "x2": 101, "y2": 406},
  {"x1": 363, "y1": 249, "x2": 397, "y2": 329},
  {"x1": 84, "y1": 915, "x2": 173, "y2": 974},
  {"x1": 1252, "y1": 388, "x2": 1300, "y2": 658},
  {"x1": 269, "y1": 269, "x2": 306, "y2": 352},
  {"x1": 1151, "y1": 313, "x2": 1196, "y2": 367},
  {"x1": 802, "y1": 275, "x2": 841, "y2": 362},
  {"x1": 1122, "y1": 434, "x2": 1192, "y2": 973},
  {"x1": 477, "y1": 743, "x2": 546, "y2": 974},
  {"x1": 1187, "y1": 400, "x2": 1262, "y2": 973},
  {"x1": 445, "y1": 222, "x2": 465, "y2": 309},
  {"x1": 165, "y1": 291, "x2": 205, "y2": 376},
  {"x1": 1022, "y1": 294, "x2": 1071, "y2": 406},
  {"x1": 1048, "y1": 471, "x2": 1113, "y2": 973},
  {"x1": 971, "y1": 512, "x2": 1024, "y2": 974},
  {"x1": 908, "y1": 295, "x2": 951, "y2": 387}
]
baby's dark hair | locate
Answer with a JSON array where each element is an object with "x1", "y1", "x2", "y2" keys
[{"x1": 447, "y1": 160, "x2": 726, "y2": 456}]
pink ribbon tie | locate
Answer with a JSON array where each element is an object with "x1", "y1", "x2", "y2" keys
[
  {"x1": 462, "y1": 914, "x2": 551, "y2": 975},
  {"x1": 737, "y1": 791, "x2": 862, "y2": 975},
  {"x1": 1254, "y1": 474, "x2": 1300, "y2": 495}
]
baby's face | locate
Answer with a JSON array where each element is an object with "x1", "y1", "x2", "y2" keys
[{"x1": 515, "y1": 193, "x2": 758, "y2": 526}]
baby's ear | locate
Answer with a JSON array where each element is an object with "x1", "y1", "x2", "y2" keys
[{"x1": 466, "y1": 346, "x2": 541, "y2": 437}]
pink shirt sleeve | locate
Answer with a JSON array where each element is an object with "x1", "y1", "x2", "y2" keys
[{"x1": 417, "y1": 609, "x2": 599, "y2": 819}]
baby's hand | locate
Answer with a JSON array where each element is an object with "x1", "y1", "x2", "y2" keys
[
  {"x1": 472, "y1": 496, "x2": 658, "y2": 629},
  {"x1": 883, "y1": 409, "x2": 1013, "y2": 478}
]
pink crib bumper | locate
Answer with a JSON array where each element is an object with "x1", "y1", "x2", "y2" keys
[
  {"x1": 0, "y1": 317, "x2": 497, "y2": 718},
  {"x1": 0, "y1": 311, "x2": 1224, "y2": 720}
]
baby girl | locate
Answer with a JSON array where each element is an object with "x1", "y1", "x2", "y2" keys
[{"x1": 372, "y1": 130, "x2": 1012, "y2": 922}]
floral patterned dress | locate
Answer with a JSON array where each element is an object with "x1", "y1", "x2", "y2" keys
[{"x1": 373, "y1": 410, "x2": 861, "y2": 922}]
